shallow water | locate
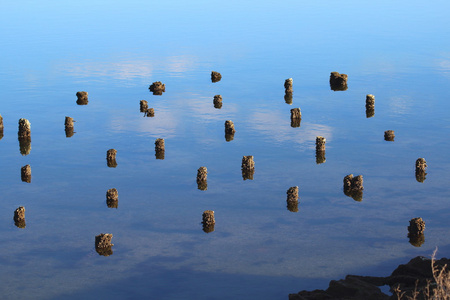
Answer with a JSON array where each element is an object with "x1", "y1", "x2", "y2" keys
[{"x1": 1, "y1": 1, "x2": 450, "y2": 299}]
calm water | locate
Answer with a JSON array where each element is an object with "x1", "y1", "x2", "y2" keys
[{"x1": 1, "y1": 1, "x2": 450, "y2": 299}]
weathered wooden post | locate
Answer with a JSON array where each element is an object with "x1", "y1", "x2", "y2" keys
[
  {"x1": 211, "y1": 71, "x2": 222, "y2": 83},
  {"x1": 290, "y1": 108, "x2": 301, "y2": 128},
  {"x1": 197, "y1": 167, "x2": 208, "y2": 191},
  {"x1": 21, "y1": 165, "x2": 31, "y2": 183},
  {"x1": 18, "y1": 118, "x2": 31, "y2": 156},
  {"x1": 241, "y1": 155, "x2": 255, "y2": 180},
  {"x1": 415, "y1": 158, "x2": 427, "y2": 182},
  {"x1": 14, "y1": 206, "x2": 26, "y2": 228},
  {"x1": 408, "y1": 217, "x2": 425, "y2": 247},
  {"x1": 286, "y1": 186, "x2": 299, "y2": 212},
  {"x1": 140, "y1": 100, "x2": 148, "y2": 112},
  {"x1": 149, "y1": 82, "x2": 165, "y2": 95},
  {"x1": 213, "y1": 95, "x2": 223, "y2": 109},
  {"x1": 95, "y1": 233, "x2": 114, "y2": 256},
  {"x1": 224, "y1": 120, "x2": 236, "y2": 142},
  {"x1": 365, "y1": 94, "x2": 375, "y2": 118},
  {"x1": 155, "y1": 138, "x2": 165, "y2": 160},
  {"x1": 106, "y1": 149, "x2": 118, "y2": 168},
  {"x1": 76, "y1": 91, "x2": 88, "y2": 105},
  {"x1": 343, "y1": 174, "x2": 364, "y2": 201},
  {"x1": 202, "y1": 210, "x2": 215, "y2": 233},
  {"x1": 144, "y1": 108, "x2": 155, "y2": 117},
  {"x1": 65, "y1": 116, "x2": 75, "y2": 137},
  {"x1": 329, "y1": 72, "x2": 348, "y2": 91},
  {"x1": 315, "y1": 136, "x2": 326, "y2": 164},
  {"x1": 284, "y1": 78, "x2": 293, "y2": 104},
  {"x1": 384, "y1": 130, "x2": 395, "y2": 141},
  {"x1": 106, "y1": 188, "x2": 119, "y2": 208}
]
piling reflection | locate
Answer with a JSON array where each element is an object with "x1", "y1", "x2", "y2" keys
[
  {"x1": 329, "y1": 72, "x2": 348, "y2": 91},
  {"x1": 155, "y1": 138, "x2": 165, "y2": 160},
  {"x1": 106, "y1": 149, "x2": 118, "y2": 168},
  {"x1": 95, "y1": 233, "x2": 114, "y2": 256},
  {"x1": 14, "y1": 206, "x2": 26, "y2": 229},
  {"x1": 211, "y1": 71, "x2": 222, "y2": 83},
  {"x1": 106, "y1": 188, "x2": 118, "y2": 208},
  {"x1": 241, "y1": 156, "x2": 255, "y2": 180},
  {"x1": 213, "y1": 95, "x2": 223, "y2": 109},
  {"x1": 76, "y1": 91, "x2": 88, "y2": 105},
  {"x1": 343, "y1": 174, "x2": 364, "y2": 201},
  {"x1": 18, "y1": 137, "x2": 31, "y2": 156},
  {"x1": 315, "y1": 150, "x2": 326, "y2": 164},
  {"x1": 408, "y1": 217, "x2": 425, "y2": 247},
  {"x1": 196, "y1": 167, "x2": 208, "y2": 191},
  {"x1": 286, "y1": 186, "x2": 299, "y2": 212},
  {"x1": 290, "y1": 108, "x2": 301, "y2": 128},
  {"x1": 149, "y1": 81, "x2": 165, "y2": 95},
  {"x1": 415, "y1": 158, "x2": 427, "y2": 182},
  {"x1": 21, "y1": 165, "x2": 31, "y2": 183},
  {"x1": 202, "y1": 210, "x2": 215, "y2": 233}
]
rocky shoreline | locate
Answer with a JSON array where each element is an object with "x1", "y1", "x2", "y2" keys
[{"x1": 289, "y1": 256, "x2": 450, "y2": 300}]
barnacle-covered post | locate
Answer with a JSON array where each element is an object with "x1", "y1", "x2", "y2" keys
[
  {"x1": 211, "y1": 71, "x2": 222, "y2": 83},
  {"x1": 365, "y1": 94, "x2": 375, "y2": 118},
  {"x1": 290, "y1": 108, "x2": 301, "y2": 128},
  {"x1": 18, "y1": 118, "x2": 31, "y2": 156},
  {"x1": 0, "y1": 114, "x2": 4, "y2": 140},
  {"x1": 149, "y1": 82, "x2": 165, "y2": 95},
  {"x1": 21, "y1": 165, "x2": 31, "y2": 183},
  {"x1": 408, "y1": 217, "x2": 425, "y2": 247},
  {"x1": 14, "y1": 206, "x2": 26, "y2": 228},
  {"x1": 140, "y1": 100, "x2": 148, "y2": 112},
  {"x1": 213, "y1": 95, "x2": 223, "y2": 109},
  {"x1": 95, "y1": 233, "x2": 114, "y2": 256},
  {"x1": 329, "y1": 72, "x2": 348, "y2": 91},
  {"x1": 144, "y1": 108, "x2": 155, "y2": 117},
  {"x1": 197, "y1": 167, "x2": 208, "y2": 191},
  {"x1": 384, "y1": 130, "x2": 395, "y2": 141},
  {"x1": 76, "y1": 91, "x2": 88, "y2": 105},
  {"x1": 241, "y1": 155, "x2": 255, "y2": 180},
  {"x1": 155, "y1": 138, "x2": 165, "y2": 160},
  {"x1": 65, "y1": 116, "x2": 75, "y2": 137},
  {"x1": 106, "y1": 149, "x2": 118, "y2": 168},
  {"x1": 286, "y1": 186, "x2": 299, "y2": 212},
  {"x1": 315, "y1": 136, "x2": 326, "y2": 164},
  {"x1": 202, "y1": 210, "x2": 215, "y2": 233},
  {"x1": 343, "y1": 174, "x2": 364, "y2": 201},
  {"x1": 415, "y1": 158, "x2": 427, "y2": 182},
  {"x1": 225, "y1": 120, "x2": 235, "y2": 141},
  {"x1": 106, "y1": 188, "x2": 119, "y2": 208}
]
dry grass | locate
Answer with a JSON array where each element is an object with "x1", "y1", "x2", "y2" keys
[{"x1": 394, "y1": 248, "x2": 450, "y2": 300}]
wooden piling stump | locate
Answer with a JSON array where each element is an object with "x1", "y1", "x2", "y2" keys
[
  {"x1": 14, "y1": 206, "x2": 26, "y2": 228},
  {"x1": 286, "y1": 186, "x2": 299, "y2": 212},
  {"x1": 213, "y1": 95, "x2": 223, "y2": 109},
  {"x1": 76, "y1": 91, "x2": 88, "y2": 105},
  {"x1": 329, "y1": 72, "x2": 348, "y2": 91},
  {"x1": 202, "y1": 210, "x2": 215, "y2": 233},
  {"x1": 95, "y1": 233, "x2": 114, "y2": 256},
  {"x1": 144, "y1": 108, "x2": 155, "y2": 117},
  {"x1": 197, "y1": 167, "x2": 208, "y2": 191},
  {"x1": 415, "y1": 158, "x2": 427, "y2": 182},
  {"x1": 18, "y1": 118, "x2": 31, "y2": 138},
  {"x1": 211, "y1": 71, "x2": 222, "y2": 83},
  {"x1": 155, "y1": 138, "x2": 165, "y2": 160},
  {"x1": 106, "y1": 149, "x2": 118, "y2": 168},
  {"x1": 343, "y1": 174, "x2": 364, "y2": 201},
  {"x1": 284, "y1": 78, "x2": 293, "y2": 93},
  {"x1": 140, "y1": 100, "x2": 148, "y2": 112},
  {"x1": 384, "y1": 130, "x2": 395, "y2": 141},
  {"x1": 241, "y1": 156, "x2": 255, "y2": 180},
  {"x1": 21, "y1": 165, "x2": 31, "y2": 183},
  {"x1": 106, "y1": 188, "x2": 118, "y2": 208},
  {"x1": 149, "y1": 82, "x2": 165, "y2": 95}
]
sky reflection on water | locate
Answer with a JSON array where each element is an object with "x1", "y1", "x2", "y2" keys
[{"x1": 1, "y1": 1, "x2": 450, "y2": 299}]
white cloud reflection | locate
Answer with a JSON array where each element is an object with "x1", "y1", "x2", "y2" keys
[{"x1": 249, "y1": 109, "x2": 333, "y2": 149}]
